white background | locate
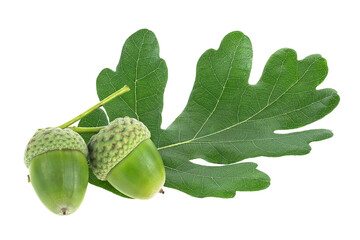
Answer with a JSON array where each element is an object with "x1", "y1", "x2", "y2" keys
[{"x1": 0, "y1": 0, "x2": 359, "y2": 239}]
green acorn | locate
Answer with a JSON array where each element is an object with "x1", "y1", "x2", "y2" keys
[
  {"x1": 88, "y1": 117, "x2": 165, "y2": 199},
  {"x1": 25, "y1": 128, "x2": 89, "y2": 215}
]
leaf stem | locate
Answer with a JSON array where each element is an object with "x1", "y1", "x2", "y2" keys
[
  {"x1": 57, "y1": 85, "x2": 130, "y2": 129},
  {"x1": 157, "y1": 139, "x2": 193, "y2": 151}
]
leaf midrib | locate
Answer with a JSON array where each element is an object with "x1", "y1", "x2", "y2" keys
[{"x1": 134, "y1": 31, "x2": 148, "y2": 120}]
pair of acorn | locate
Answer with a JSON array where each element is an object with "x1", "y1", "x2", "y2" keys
[{"x1": 24, "y1": 87, "x2": 165, "y2": 215}]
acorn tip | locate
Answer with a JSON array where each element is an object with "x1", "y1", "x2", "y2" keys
[{"x1": 61, "y1": 208, "x2": 68, "y2": 215}]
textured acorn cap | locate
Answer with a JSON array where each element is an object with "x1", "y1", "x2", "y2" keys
[
  {"x1": 24, "y1": 128, "x2": 88, "y2": 168},
  {"x1": 88, "y1": 117, "x2": 151, "y2": 181}
]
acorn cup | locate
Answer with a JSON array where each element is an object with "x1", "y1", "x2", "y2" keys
[
  {"x1": 25, "y1": 128, "x2": 89, "y2": 215},
  {"x1": 88, "y1": 117, "x2": 166, "y2": 199}
]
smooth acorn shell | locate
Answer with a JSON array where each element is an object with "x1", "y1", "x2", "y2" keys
[
  {"x1": 29, "y1": 150, "x2": 88, "y2": 215},
  {"x1": 107, "y1": 139, "x2": 165, "y2": 199}
]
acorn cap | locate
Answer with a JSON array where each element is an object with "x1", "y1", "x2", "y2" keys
[
  {"x1": 88, "y1": 117, "x2": 151, "y2": 181},
  {"x1": 24, "y1": 128, "x2": 88, "y2": 168}
]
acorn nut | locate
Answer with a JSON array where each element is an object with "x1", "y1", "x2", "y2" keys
[
  {"x1": 88, "y1": 117, "x2": 166, "y2": 199},
  {"x1": 25, "y1": 128, "x2": 89, "y2": 215}
]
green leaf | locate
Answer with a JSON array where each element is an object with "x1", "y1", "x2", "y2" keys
[
  {"x1": 78, "y1": 108, "x2": 130, "y2": 198},
  {"x1": 96, "y1": 29, "x2": 167, "y2": 144},
  {"x1": 157, "y1": 31, "x2": 339, "y2": 197},
  {"x1": 82, "y1": 29, "x2": 339, "y2": 198},
  {"x1": 162, "y1": 150, "x2": 270, "y2": 198}
]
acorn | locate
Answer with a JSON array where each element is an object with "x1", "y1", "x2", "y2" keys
[
  {"x1": 25, "y1": 128, "x2": 89, "y2": 215},
  {"x1": 88, "y1": 117, "x2": 165, "y2": 199}
]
